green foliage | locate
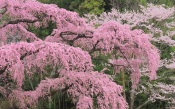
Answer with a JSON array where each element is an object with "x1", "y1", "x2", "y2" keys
[
  {"x1": 79, "y1": 0, "x2": 105, "y2": 15},
  {"x1": 152, "y1": 41, "x2": 175, "y2": 59},
  {"x1": 38, "y1": 0, "x2": 175, "y2": 16},
  {"x1": 140, "y1": 0, "x2": 147, "y2": 6},
  {"x1": 22, "y1": 72, "x2": 42, "y2": 91},
  {"x1": 109, "y1": 0, "x2": 140, "y2": 12},
  {"x1": 38, "y1": 0, "x2": 105, "y2": 15},
  {"x1": 147, "y1": 0, "x2": 174, "y2": 6},
  {"x1": 22, "y1": 65, "x2": 59, "y2": 91},
  {"x1": 156, "y1": 67, "x2": 175, "y2": 84},
  {"x1": 28, "y1": 21, "x2": 56, "y2": 40},
  {"x1": 135, "y1": 95, "x2": 167, "y2": 109},
  {"x1": 92, "y1": 54, "x2": 111, "y2": 71},
  {"x1": 109, "y1": 0, "x2": 174, "y2": 12}
]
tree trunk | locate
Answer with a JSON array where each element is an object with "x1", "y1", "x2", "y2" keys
[
  {"x1": 130, "y1": 89, "x2": 135, "y2": 109},
  {"x1": 121, "y1": 68, "x2": 126, "y2": 100}
]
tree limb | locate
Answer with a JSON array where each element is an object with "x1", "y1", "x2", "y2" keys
[
  {"x1": 136, "y1": 99, "x2": 151, "y2": 109},
  {"x1": 0, "y1": 18, "x2": 40, "y2": 29},
  {"x1": 60, "y1": 31, "x2": 93, "y2": 46}
]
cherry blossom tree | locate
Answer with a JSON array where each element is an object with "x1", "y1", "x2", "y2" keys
[{"x1": 0, "y1": 0, "x2": 160, "y2": 109}]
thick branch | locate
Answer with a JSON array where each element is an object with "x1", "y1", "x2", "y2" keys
[
  {"x1": 0, "y1": 18, "x2": 39, "y2": 29},
  {"x1": 20, "y1": 48, "x2": 40, "y2": 60},
  {"x1": 20, "y1": 43, "x2": 47, "y2": 60},
  {"x1": 93, "y1": 58, "x2": 127, "y2": 68},
  {"x1": 60, "y1": 31, "x2": 93, "y2": 46},
  {"x1": 89, "y1": 40, "x2": 101, "y2": 54}
]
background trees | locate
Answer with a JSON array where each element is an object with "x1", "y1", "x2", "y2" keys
[
  {"x1": 38, "y1": 0, "x2": 175, "y2": 16},
  {"x1": 38, "y1": 0, "x2": 105, "y2": 15}
]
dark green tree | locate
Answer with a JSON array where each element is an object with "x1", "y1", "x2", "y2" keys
[{"x1": 38, "y1": 0, "x2": 105, "y2": 15}]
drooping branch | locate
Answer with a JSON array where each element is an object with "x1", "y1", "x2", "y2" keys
[
  {"x1": 114, "y1": 45, "x2": 133, "y2": 71},
  {"x1": 19, "y1": 45, "x2": 46, "y2": 60},
  {"x1": 9, "y1": 71, "x2": 127, "y2": 109},
  {"x1": 0, "y1": 45, "x2": 44, "y2": 75}
]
